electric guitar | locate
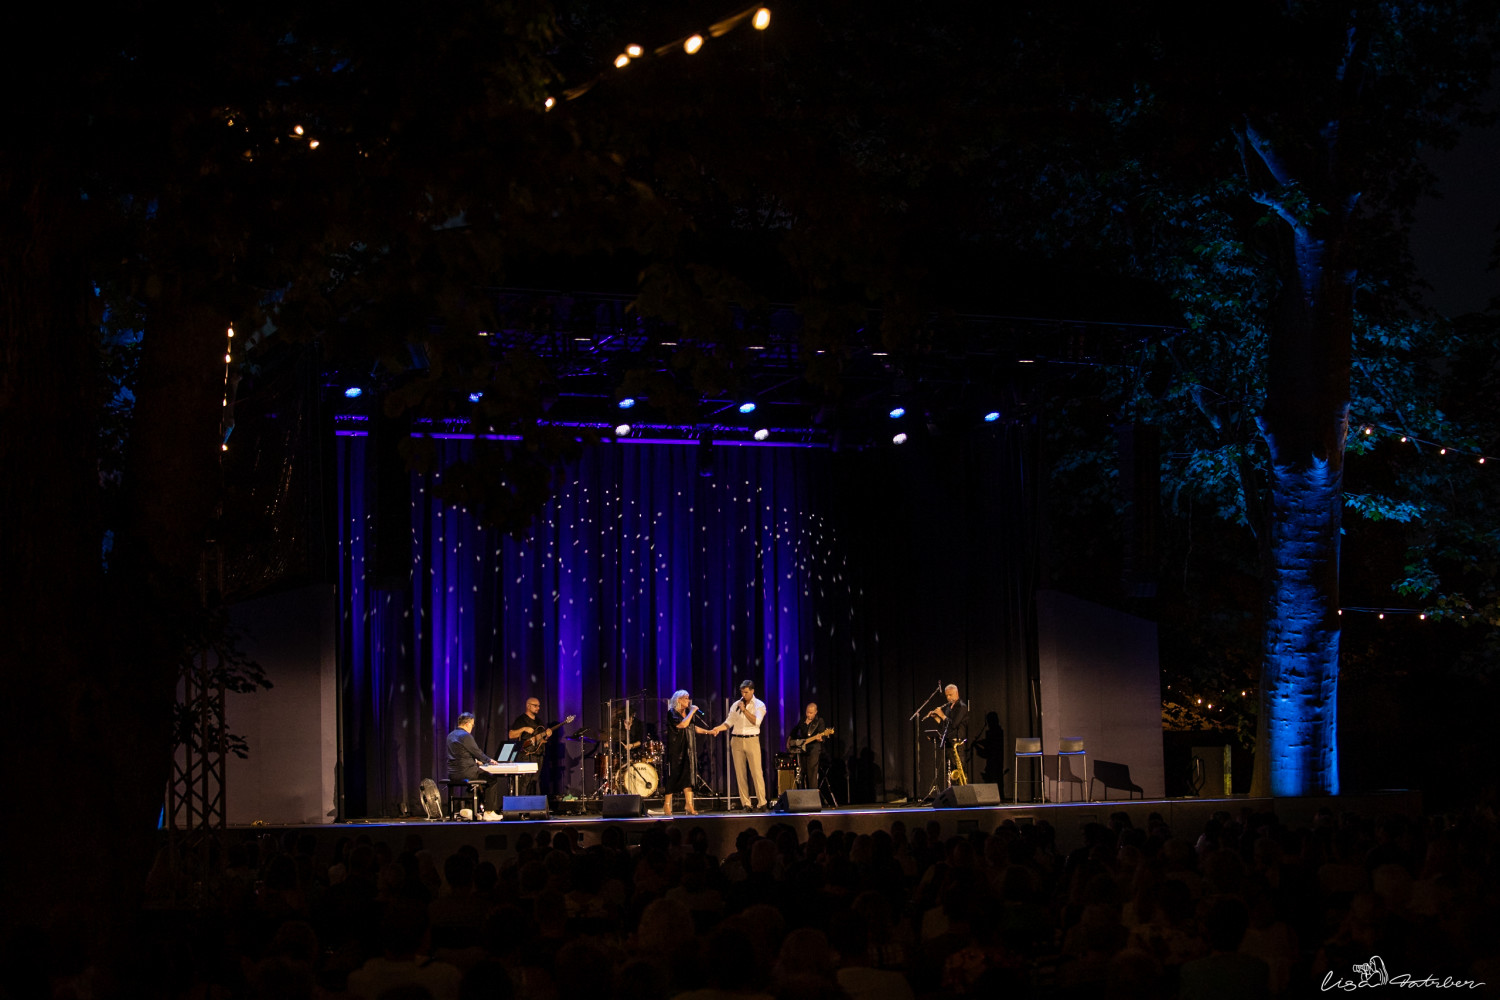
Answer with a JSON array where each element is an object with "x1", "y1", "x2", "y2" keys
[
  {"x1": 520, "y1": 714, "x2": 575, "y2": 757},
  {"x1": 788, "y1": 727, "x2": 835, "y2": 751}
]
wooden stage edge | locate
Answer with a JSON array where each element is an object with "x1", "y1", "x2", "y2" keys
[{"x1": 234, "y1": 790, "x2": 1423, "y2": 863}]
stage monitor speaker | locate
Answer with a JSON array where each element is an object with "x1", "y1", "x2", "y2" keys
[
  {"x1": 501, "y1": 795, "x2": 549, "y2": 820},
  {"x1": 774, "y1": 789, "x2": 822, "y2": 813},
  {"x1": 937, "y1": 784, "x2": 1001, "y2": 808},
  {"x1": 602, "y1": 794, "x2": 643, "y2": 818}
]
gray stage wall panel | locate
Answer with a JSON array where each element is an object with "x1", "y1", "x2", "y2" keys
[
  {"x1": 1036, "y1": 590, "x2": 1164, "y2": 799},
  {"x1": 225, "y1": 585, "x2": 339, "y2": 825}
]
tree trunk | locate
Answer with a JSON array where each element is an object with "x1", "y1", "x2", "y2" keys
[{"x1": 1250, "y1": 225, "x2": 1352, "y2": 797}]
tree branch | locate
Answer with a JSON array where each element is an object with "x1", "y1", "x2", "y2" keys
[{"x1": 1242, "y1": 120, "x2": 1295, "y2": 188}]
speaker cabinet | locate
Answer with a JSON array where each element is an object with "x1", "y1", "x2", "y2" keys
[
  {"x1": 936, "y1": 784, "x2": 1001, "y2": 808},
  {"x1": 602, "y1": 794, "x2": 643, "y2": 818},
  {"x1": 501, "y1": 795, "x2": 549, "y2": 820},
  {"x1": 774, "y1": 789, "x2": 822, "y2": 813}
]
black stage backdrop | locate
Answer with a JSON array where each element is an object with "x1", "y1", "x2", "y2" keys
[{"x1": 335, "y1": 426, "x2": 1037, "y2": 817}]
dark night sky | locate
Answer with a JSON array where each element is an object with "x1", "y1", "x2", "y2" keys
[{"x1": 1411, "y1": 120, "x2": 1500, "y2": 317}]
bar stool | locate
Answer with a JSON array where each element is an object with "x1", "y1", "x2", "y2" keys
[
  {"x1": 1055, "y1": 737, "x2": 1089, "y2": 801},
  {"x1": 1014, "y1": 737, "x2": 1044, "y2": 802},
  {"x1": 442, "y1": 778, "x2": 488, "y2": 820}
]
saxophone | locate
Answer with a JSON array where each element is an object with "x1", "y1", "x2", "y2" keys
[{"x1": 948, "y1": 738, "x2": 968, "y2": 786}]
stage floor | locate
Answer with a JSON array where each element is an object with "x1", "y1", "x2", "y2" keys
[{"x1": 238, "y1": 790, "x2": 1421, "y2": 863}]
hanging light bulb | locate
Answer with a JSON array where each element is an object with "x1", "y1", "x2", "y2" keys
[
  {"x1": 615, "y1": 53, "x2": 631, "y2": 68},
  {"x1": 293, "y1": 125, "x2": 304, "y2": 136},
  {"x1": 626, "y1": 44, "x2": 643, "y2": 57},
  {"x1": 684, "y1": 34, "x2": 704, "y2": 54},
  {"x1": 753, "y1": 8, "x2": 771, "y2": 29},
  {"x1": 544, "y1": 97, "x2": 556, "y2": 110}
]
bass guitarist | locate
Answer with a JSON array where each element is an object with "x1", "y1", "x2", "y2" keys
[{"x1": 787, "y1": 702, "x2": 834, "y2": 791}]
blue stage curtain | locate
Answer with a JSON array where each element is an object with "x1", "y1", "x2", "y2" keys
[{"x1": 337, "y1": 428, "x2": 1038, "y2": 818}]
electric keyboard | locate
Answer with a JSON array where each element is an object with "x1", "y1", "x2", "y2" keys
[{"x1": 480, "y1": 761, "x2": 539, "y2": 775}]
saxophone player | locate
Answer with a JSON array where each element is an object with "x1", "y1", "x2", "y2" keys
[{"x1": 925, "y1": 684, "x2": 970, "y2": 789}]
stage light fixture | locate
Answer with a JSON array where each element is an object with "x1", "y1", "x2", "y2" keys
[
  {"x1": 753, "y1": 7, "x2": 771, "y2": 29},
  {"x1": 738, "y1": 401, "x2": 757, "y2": 414},
  {"x1": 893, "y1": 432, "x2": 908, "y2": 445},
  {"x1": 753, "y1": 428, "x2": 770, "y2": 441},
  {"x1": 627, "y1": 44, "x2": 643, "y2": 57},
  {"x1": 685, "y1": 34, "x2": 704, "y2": 54},
  {"x1": 615, "y1": 53, "x2": 631, "y2": 68},
  {"x1": 469, "y1": 392, "x2": 483, "y2": 403},
  {"x1": 618, "y1": 397, "x2": 636, "y2": 409},
  {"x1": 544, "y1": 97, "x2": 556, "y2": 110},
  {"x1": 615, "y1": 423, "x2": 631, "y2": 436},
  {"x1": 344, "y1": 387, "x2": 363, "y2": 398},
  {"x1": 984, "y1": 411, "x2": 1001, "y2": 422},
  {"x1": 889, "y1": 407, "x2": 906, "y2": 419}
]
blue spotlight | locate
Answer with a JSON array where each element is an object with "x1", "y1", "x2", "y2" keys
[
  {"x1": 738, "y1": 402, "x2": 757, "y2": 414},
  {"x1": 469, "y1": 391, "x2": 484, "y2": 403},
  {"x1": 889, "y1": 406, "x2": 906, "y2": 419},
  {"x1": 984, "y1": 411, "x2": 1000, "y2": 422},
  {"x1": 618, "y1": 397, "x2": 636, "y2": 409},
  {"x1": 344, "y1": 386, "x2": 363, "y2": 398}
]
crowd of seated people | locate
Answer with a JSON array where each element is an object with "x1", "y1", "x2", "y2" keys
[{"x1": 18, "y1": 804, "x2": 1500, "y2": 999}]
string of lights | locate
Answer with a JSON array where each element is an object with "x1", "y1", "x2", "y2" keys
[
  {"x1": 221, "y1": 325, "x2": 236, "y2": 455},
  {"x1": 1354, "y1": 421, "x2": 1494, "y2": 465},
  {"x1": 550, "y1": 5, "x2": 772, "y2": 107}
]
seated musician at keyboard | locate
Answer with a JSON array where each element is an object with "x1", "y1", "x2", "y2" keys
[{"x1": 447, "y1": 711, "x2": 501, "y2": 812}]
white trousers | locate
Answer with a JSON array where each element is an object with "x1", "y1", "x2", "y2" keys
[{"x1": 730, "y1": 735, "x2": 767, "y2": 807}]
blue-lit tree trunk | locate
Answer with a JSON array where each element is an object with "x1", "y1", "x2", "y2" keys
[{"x1": 1251, "y1": 184, "x2": 1354, "y2": 796}]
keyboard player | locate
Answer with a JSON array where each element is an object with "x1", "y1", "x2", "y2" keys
[{"x1": 447, "y1": 711, "x2": 502, "y2": 813}]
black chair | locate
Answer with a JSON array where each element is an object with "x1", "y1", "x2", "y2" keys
[
  {"x1": 1090, "y1": 760, "x2": 1144, "y2": 800},
  {"x1": 441, "y1": 778, "x2": 489, "y2": 820}
]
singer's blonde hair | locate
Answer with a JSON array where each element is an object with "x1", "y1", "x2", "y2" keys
[{"x1": 669, "y1": 689, "x2": 690, "y2": 711}]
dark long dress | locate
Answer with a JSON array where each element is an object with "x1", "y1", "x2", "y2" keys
[{"x1": 664, "y1": 707, "x2": 697, "y2": 795}]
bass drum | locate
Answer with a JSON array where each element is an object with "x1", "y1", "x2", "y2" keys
[{"x1": 617, "y1": 761, "x2": 660, "y2": 797}]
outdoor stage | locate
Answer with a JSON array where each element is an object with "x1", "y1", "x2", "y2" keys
[{"x1": 238, "y1": 790, "x2": 1422, "y2": 865}]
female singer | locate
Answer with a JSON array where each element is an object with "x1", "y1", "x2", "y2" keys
[{"x1": 665, "y1": 690, "x2": 717, "y2": 815}]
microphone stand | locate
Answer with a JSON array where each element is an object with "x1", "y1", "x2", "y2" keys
[
  {"x1": 910, "y1": 683, "x2": 943, "y2": 803},
  {"x1": 688, "y1": 706, "x2": 718, "y2": 801}
]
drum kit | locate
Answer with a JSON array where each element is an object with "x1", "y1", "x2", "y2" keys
[{"x1": 588, "y1": 691, "x2": 668, "y2": 799}]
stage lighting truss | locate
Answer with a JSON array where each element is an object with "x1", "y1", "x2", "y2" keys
[{"x1": 329, "y1": 289, "x2": 1185, "y2": 445}]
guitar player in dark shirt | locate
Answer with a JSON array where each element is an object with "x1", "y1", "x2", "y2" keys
[
  {"x1": 787, "y1": 702, "x2": 835, "y2": 791},
  {"x1": 508, "y1": 697, "x2": 544, "y2": 794}
]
